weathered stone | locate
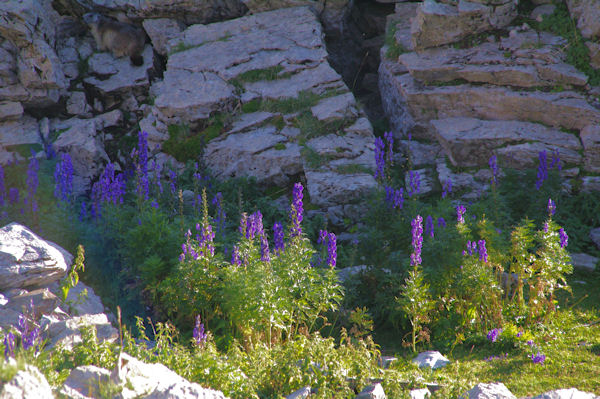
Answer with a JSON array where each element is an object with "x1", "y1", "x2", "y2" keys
[
  {"x1": 44, "y1": 313, "x2": 118, "y2": 350},
  {"x1": 570, "y1": 253, "x2": 598, "y2": 273},
  {"x1": 204, "y1": 126, "x2": 302, "y2": 186},
  {"x1": 49, "y1": 280, "x2": 106, "y2": 317},
  {"x1": 0, "y1": 223, "x2": 72, "y2": 291},
  {"x1": 60, "y1": 365, "x2": 111, "y2": 399},
  {"x1": 228, "y1": 111, "x2": 276, "y2": 135},
  {"x1": 436, "y1": 160, "x2": 480, "y2": 194},
  {"x1": 311, "y1": 93, "x2": 358, "y2": 122},
  {"x1": 581, "y1": 176, "x2": 600, "y2": 192},
  {"x1": 432, "y1": 118, "x2": 582, "y2": 168},
  {"x1": 0, "y1": 365, "x2": 53, "y2": 399},
  {"x1": 0, "y1": 101, "x2": 23, "y2": 122},
  {"x1": 531, "y1": 4, "x2": 556, "y2": 21},
  {"x1": 305, "y1": 170, "x2": 376, "y2": 207},
  {"x1": 566, "y1": 0, "x2": 600, "y2": 40},
  {"x1": 586, "y1": 41, "x2": 600, "y2": 70},
  {"x1": 111, "y1": 352, "x2": 228, "y2": 399},
  {"x1": 532, "y1": 388, "x2": 600, "y2": 399},
  {"x1": 462, "y1": 383, "x2": 516, "y2": 399},
  {"x1": 401, "y1": 140, "x2": 442, "y2": 167},
  {"x1": 412, "y1": 351, "x2": 449, "y2": 369},
  {"x1": 581, "y1": 125, "x2": 600, "y2": 173},
  {"x1": 379, "y1": 59, "x2": 420, "y2": 138},
  {"x1": 411, "y1": 388, "x2": 431, "y2": 399},
  {"x1": 286, "y1": 386, "x2": 312, "y2": 399},
  {"x1": 142, "y1": 18, "x2": 183, "y2": 56},
  {"x1": 590, "y1": 228, "x2": 600, "y2": 250},
  {"x1": 356, "y1": 383, "x2": 386, "y2": 399},
  {"x1": 66, "y1": 91, "x2": 91, "y2": 116},
  {"x1": 5, "y1": 288, "x2": 59, "y2": 319},
  {"x1": 0, "y1": 116, "x2": 42, "y2": 164}
]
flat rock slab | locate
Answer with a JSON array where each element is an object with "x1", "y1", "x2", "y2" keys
[
  {"x1": 44, "y1": 313, "x2": 118, "y2": 350},
  {"x1": 412, "y1": 351, "x2": 450, "y2": 369},
  {"x1": 432, "y1": 117, "x2": 582, "y2": 168},
  {"x1": 305, "y1": 170, "x2": 376, "y2": 207},
  {"x1": 355, "y1": 383, "x2": 386, "y2": 399},
  {"x1": 581, "y1": 125, "x2": 600, "y2": 173},
  {"x1": 462, "y1": 382, "x2": 516, "y2": 399},
  {"x1": 532, "y1": 388, "x2": 600, "y2": 399},
  {"x1": 0, "y1": 223, "x2": 72, "y2": 291},
  {"x1": 0, "y1": 365, "x2": 53, "y2": 399},
  {"x1": 60, "y1": 365, "x2": 111, "y2": 399},
  {"x1": 570, "y1": 253, "x2": 598, "y2": 273}
]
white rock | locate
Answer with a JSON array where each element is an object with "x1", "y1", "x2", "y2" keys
[
  {"x1": 461, "y1": 382, "x2": 516, "y2": 399},
  {"x1": 412, "y1": 351, "x2": 450, "y2": 370},
  {"x1": 44, "y1": 313, "x2": 118, "y2": 350},
  {"x1": 59, "y1": 365, "x2": 111, "y2": 399},
  {"x1": 532, "y1": 388, "x2": 599, "y2": 399},
  {"x1": 356, "y1": 382, "x2": 386, "y2": 399},
  {"x1": 0, "y1": 365, "x2": 53, "y2": 399},
  {"x1": 411, "y1": 388, "x2": 431, "y2": 399},
  {"x1": 0, "y1": 223, "x2": 72, "y2": 291},
  {"x1": 286, "y1": 386, "x2": 312, "y2": 399}
]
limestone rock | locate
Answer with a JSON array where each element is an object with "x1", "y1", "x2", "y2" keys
[
  {"x1": 60, "y1": 365, "x2": 111, "y2": 399},
  {"x1": 405, "y1": 168, "x2": 435, "y2": 196},
  {"x1": 566, "y1": 0, "x2": 600, "y2": 40},
  {"x1": 0, "y1": 365, "x2": 53, "y2": 399},
  {"x1": 462, "y1": 383, "x2": 516, "y2": 399},
  {"x1": 432, "y1": 118, "x2": 582, "y2": 168},
  {"x1": 142, "y1": 18, "x2": 183, "y2": 56},
  {"x1": 66, "y1": 92, "x2": 91, "y2": 116},
  {"x1": 532, "y1": 388, "x2": 600, "y2": 399},
  {"x1": 586, "y1": 41, "x2": 600, "y2": 70},
  {"x1": 0, "y1": 116, "x2": 42, "y2": 164},
  {"x1": 355, "y1": 383, "x2": 386, "y2": 399},
  {"x1": 401, "y1": 140, "x2": 442, "y2": 167},
  {"x1": 4, "y1": 288, "x2": 59, "y2": 320},
  {"x1": 590, "y1": 228, "x2": 600, "y2": 250},
  {"x1": 286, "y1": 386, "x2": 312, "y2": 399},
  {"x1": 581, "y1": 176, "x2": 600, "y2": 192},
  {"x1": 570, "y1": 253, "x2": 598, "y2": 273},
  {"x1": 412, "y1": 351, "x2": 449, "y2": 369},
  {"x1": 311, "y1": 93, "x2": 358, "y2": 122},
  {"x1": 305, "y1": 170, "x2": 376, "y2": 207},
  {"x1": 531, "y1": 4, "x2": 556, "y2": 21},
  {"x1": 0, "y1": 223, "x2": 72, "y2": 291},
  {"x1": 581, "y1": 125, "x2": 600, "y2": 173},
  {"x1": 111, "y1": 352, "x2": 229, "y2": 399},
  {"x1": 49, "y1": 280, "x2": 106, "y2": 317},
  {"x1": 0, "y1": 101, "x2": 23, "y2": 122},
  {"x1": 411, "y1": 388, "x2": 431, "y2": 399},
  {"x1": 44, "y1": 313, "x2": 118, "y2": 350}
]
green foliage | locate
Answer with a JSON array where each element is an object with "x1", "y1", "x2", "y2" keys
[
  {"x1": 232, "y1": 65, "x2": 291, "y2": 84},
  {"x1": 163, "y1": 114, "x2": 228, "y2": 162},
  {"x1": 384, "y1": 20, "x2": 406, "y2": 59},
  {"x1": 60, "y1": 244, "x2": 85, "y2": 302},
  {"x1": 335, "y1": 164, "x2": 373, "y2": 175}
]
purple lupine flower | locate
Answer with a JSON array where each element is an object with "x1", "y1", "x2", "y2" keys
[
  {"x1": 244, "y1": 211, "x2": 264, "y2": 240},
  {"x1": 517, "y1": 331, "x2": 523, "y2": 338},
  {"x1": 327, "y1": 232, "x2": 337, "y2": 268},
  {"x1": 547, "y1": 198, "x2": 556, "y2": 217},
  {"x1": 231, "y1": 245, "x2": 241, "y2": 266},
  {"x1": 196, "y1": 222, "x2": 215, "y2": 257},
  {"x1": 456, "y1": 205, "x2": 466, "y2": 224},
  {"x1": 260, "y1": 234, "x2": 270, "y2": 262},
  {"x1": 531, "y1": 352, "x2": 546, "y2": 365},
  {"x1": 3, "y1": 332, "x2": 15, "y2": 360},
  {"x1": 442, "y1": 178, "x2": 452, "y2": 199},
  {"x1": 193, "y1": 315, "x2": 207, "y2": 345},
  {"x1": 133, "y1": 131, "x2": 150, "y2": 200},
  {"x1": 465, "y1": 240, "x2": 477, "y2": 256},
  {"x1": 393, "y1": 188, "x2": 404, "y2": 209},
  {"x1": 410, "y1": 215, "x2": 423, "y2": 267},
  {"x1": 550, "y1": 149, "x2": 561, "y2": 171},
  {"x1": 559, "y1": 228, "x2": 568, "y2": 248},
  {"x1": 212, "y1": 192, "x2": 226, "y2": 236},
  {"x1": 438, "y1": 217, "x2": 446, "y2": 228},
  {"x1": 290, "y1": 183, "x2": 304, "y2": 237},
  {"x1": 44, "y1": 142, "x2": 56, "y2": 159},
  {"x1": 0, "y1": 165, "x2": 5, "y2": 207},
  {"x1": 79, "y1": 201, "x2": 87, "y2": 221},
  {"x1": 384, "y1": 131, "x2": 394, "y2": 164},
  {"x1": 273, "y1": 222, "x2": 284, "y2": 254},
  {"x1": 535, "y1": 151, "x2": 548, "y2": 190},
  {"x1": 487, "y1": 328, "x2": 500, "y2": 343},
  {"x1": 96, "y1": 162, "x2": 125, "y2": 206},
  {"x1": 151, "y1": 200, "x2": 159, "y2": 209},
  {"x1": 318, "y1": 229, "x2": 328, "y2": 244},
  {"x1": 168, "y1": 169, "x2": 177, "y2": 196},
  {"x1": 26, "y1": 157, "x2": 39, "y2": 214},
  {"x1": 527, "y1": 340, "x2": 534, "y2": 347},
  {"x1": 54, "y1": 153, "x2": 74, "y2": 203},
  {"x1": 543, "y1": 222, "x2": 549, "y2": 233},
  {"x1": 239, "y1": 213, "x2": 248, "y2": 236},
  {"x1": 425, "y1": 215, "x2": 434, "y2": 238},
  {"x1": 374, "y1": 137, "x2": 385, "y2": 180},
  {"x1": 9, "y1": 187, "x2": 19, "y2": 205},
  {"x1": 478, "y1": 239, "x2": 488, "y2": 263},
  {"x1": 489, "y1": 154, "x2": 498, "y2": 185},
  {"x1": 408, "y1": 170, "x2": 421, "y2": 197}
]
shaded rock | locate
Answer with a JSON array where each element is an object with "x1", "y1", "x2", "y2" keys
[
  {"x1": 111, "y1": 352, "x2": 228, "y2": 399},
  {"x1": 142, "y1": 18, "x2": 183, "y2": 56},
  {"x1": 590, "y1": 228, "x2": 600, "y2": 250},
  {"x1": 587, "y1": 41, "x2": 600, "y2": 70},
  {"x1": 388, "y1": 3, "x2": 419, "y2": 55},
  {"x1": 0, "y1": 223, "x2": 72, "y2": 291},
  {"x1": 495, "y1": 142, "x2": 581, "y2": 169},
  {"x1": 531, "y1": 4, "x2": 556, "y2": 21},
  {"x1": 532, "y1": 388, "x2": 599, "y2": 399},
  {"x1": 581, "y1": 125, "x2": 600, "y2": 173},
  {"x1": 0, "y1": 101, "x2": 23, "y2": 122},
  {"x1": 0, "y1": 115, "x2": 42, "y2": 164},
  {"x1": 581, "y1": 176, "x2": 600, "y2": 192},
  {"x1": 5, "y1": 288, "x2": 59, "y2": 319},
  {"x1": 356, "y1": 383, "x2": 386, "y2": 399},
  {"x1": 570, "y1": 253, "x2": 598, "y2": 273},
  {"x1": 66, "y1": 91, "x2": 91, "y2": 116},
  {"x1": 49, "y1": 280, "x2": 106, "y2": 317},
  {"x1": 0, "y1": 365, "x2": 53, "y2": 399},
  {"x1": 311, "y1": 92, "x2": 358, "y2": 122},
  {"x1": 305, "y1": 170, "x2": 376, "y2": 207},
  {"x1": 60, "y1": 365, "x2": 111, "y2": 399},
  {"x1": 566, "y1": 0, "x2": 600, "y2": 40},
  {"x1": 337, "y1": 265, "x2": 369, "y2": 283},
  {"x1": 401, "y1": 140, "x2": 442, "y2": 167},
  {"x1": 461, "y1": 382, "x2": 516, "y2": 399},
  {"x1": 44, "y1": 313, "x2": 118, "y2": 350},
  {"x1": 412, "y1": 351, "x2": 449, "y2": 369},
  {"x1": 287, "y1": 386, "x2": 312, "y2": 399}
]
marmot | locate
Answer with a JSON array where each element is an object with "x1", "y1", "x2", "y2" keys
[{"x1": 83, "y1": 13, "x2": 145, "y2": 66}]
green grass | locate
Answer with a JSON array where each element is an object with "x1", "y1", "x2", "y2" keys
[
  {"x1": 335, "y1": 164, "x2": 373, "y2": 175},
  {"x1": 384, "y1": 20, "x2": 407, "y2": 60},
  {"x1": 291, "y1": 111, "x2": 352, "y2": 140},
  {"x1": 5, "y1": 144, "x2": 43, "y2": 158},
  {"x1": 162, "y1": 114, "x2": 229, "y2": 162}
]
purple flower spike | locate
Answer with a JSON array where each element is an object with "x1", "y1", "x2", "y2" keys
[
  {"x1": 374, "y1": 137, "x2": 385, "y2": 180},
  {"x1": 384, "y1": 131, "x2": 394, "y2": 164},
  {"x1": 408, "y1": 170, "x2": 421, "y2": 197},
  {"x1": 290, "y1": 183, "x2": 304, "y2": 237},
  {"x1": 425, "y1": 215, "x2": 434, "y2": 238},
  {"x1": 273, "y1": 222, "x2": 284, "y2": 254},
  {"x1": 3, "y1": 332, "x2": 15, "y2": 360},
  {"x1": 478, "y1": 239, "x2": 488, "y2": 263},
  {"x1": 410, "y1": 215, "x2": 423, "y2": 267},
  {"x1": 550, "y1": 149, "x2": 561, "y2": 171},
  {"x1": 260, "y1": 234, "x2": 271, "y2": 262},
  {"x1": 489, "y1": 154, "x2": 499, "y2": 185},
  {"x1": 559, "y1": 228, "x2": 568, "y2": 248},
  {"x1": 442, "y1": 178, "x2": 452, "y2": 199},
  {"x1": 193, "y1": 315, "x2": 207, "y2": 345},
  {"x1": 531, "y1": 352, "x2": 546, "y2": 365},
  {"x1": 535, "y1": 151, "x2": 548, "y2": 190},
  {"x1": 456, "y1": 205, "x2": 466, "y2": 224},
  {"x1": 547, "y1": 198, "x2": 556, "y2": 217},
  {"x1": 54, "y1": 153, "x2": 73, "y2": 203},
  {"x1": 327, "y1": 232, "x2": 337, "y2": 268},
  {"x1": 231, "y1": 245, "x2": 241, "y2": 266},
  {"x1": 0, "y1": 165, "x2": 5, "y2": 207},
  {"x1": 487, "y1": 328, "x2": 500, "y2": 343},
  {"x1": 8, "y1": 187, "x2": 19, "y2": 205}
]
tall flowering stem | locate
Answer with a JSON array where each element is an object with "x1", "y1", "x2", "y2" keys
[
  {"x1": 384, "y1": 131, "x2": 394, "y2": 165},
  {"x1": 547, "y1": 198, "x2": 556, "y2": 217},
  {"x1": 408, "y1": 170, "x2": 420, "y2": 198},
  {"x1": 212, "y1": 192, "x2": 226, "y2": 236},
  {"x1": 374, "y1": 137, "x2": 385, "y2": 180},
  {"x1": 133, "y1": 131, "x2": 150, "y2": 201},
  {"x1": 425, "y1": 215, "x2": 434, "y2": 238},
  {"x1": 290, "y1": 183, "x2": 304, "y2": 238},
  {"x1": 273, "y1": 222, "x2": 284, "y2": 254},
  {"x1": 535, "y1": 151, "x2": 548, "y2": 190},
  {"x1": 410, "y1": 215, "x2": 423, "y2": 266},
  {"x1": 54, "y1": 153, "x2": 74, "y2": 203},
  {"x1": 489, "y1": 155, "x2": 498, "y2": 186},
  {"x1": 442, "y1": 178, "x2": 452, "y2": 199},
  {"x1": 193, "y1": 315, "x2": 207, "y2": 346},
  {"x1": 456, "y1": 205, "x2": 466, "y2": 224}
]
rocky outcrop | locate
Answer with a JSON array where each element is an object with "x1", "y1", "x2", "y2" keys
[
  {"x1": 412, "y1": 351, "x2": 450, "y2": 370},
  {"x1": 566, "y1": 0, "x2": 600, "y2": 40},
  {"x1": 0, "y1": 364, "x2": 54, "y2": 399},
  {"x1": 462, "y1": 382, "x2": 516, "y2": 399}
]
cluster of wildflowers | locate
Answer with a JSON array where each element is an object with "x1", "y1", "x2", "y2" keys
[
  {"x1": 559, "y1": 228, "x2": 568, "y2": 248},
  {"x1": 462, "y1": 240, "x2": 488, "y2": 262},
  {"x1": 374, "y1": 137, "x2": 385, "y2": 180},
  {"x1": 54, "y1": 153, "x2": 73, "y2": 203},
  {"x1": 44, "y1": 142, "x2": 56, "y2": 159},
  {"x1": 4, "y1": 300, "x2": 42, "y2": 359},
  {"x1": 489, "y1": 155, "x2": 499, "y2": 186},
  {"x1": 525, "y1": 340, "x2": 546, "y2": 365},
  {"x1": 410, "y1": 215, "x2": 423, "y2": 266},
  {"x1": 3, "y1": 332, "x2": 15, "y2": 360},
  {"x1": 132, "y1": 131, "x2": 150, "y2": 201},
  {"x1": 91, "y1": 162, "x2": 125, "y2": 218},
  {"x1": 442, "y1": 178, "x2": 452, "y2": 199},
  {"x1": 487, "y1": 328, "x2": 501, "y2": 343},
  {"x1": 273, "y1": 222, "x2": 284, "y2": 254},
  {"x1": 550, "y1": 149, "x2": 561, "y2": 171},
  {"x1": 425, "y1": 215, "x2": 434, "y2": 238},
  {"x1": 384, "y1": 186, "x2": 404, "y2": 209},
  {"x1": 193, "y1": 315, "x2": 207, "y2": 346},
  {"x1": 260, "y1": 231, "x2": 270, "y2": 262},
  {"x1": 196, "y1": 221, "x2": 215, "y2": 257},
  {"x1": 241, "y1": 211, "x2": 264, "y2": 240},
  {"x1": 485, "y1": 353, "x2": 508, "y2": 362},
  {"x1": 179, "y1": 229, "x2": 198, "y2": 261},
  {"x1": 318, "y1": 230, "x2": 337, "y2": 268},
  {"x1": 151, "y1": 159, "x2": 163, "y2": 195},
  {"x1": 231, "y1": 245, "x2": 241, "y2": 266},
  {"x1": 535, "y1": 151, "x2": 548, "y2": 190},
  {"x1": 547, "y1": 198, "x2": 556, "y2": 217},
  {"x1": 456, "y1": 205, "x2": 466, "y2": 224},
  {"x1": 8, "y1": 187, "x2": 19, "y2": 205},
  {"x1": 408, "y1": 170, "x2": 420, "y2": 197},
  {"x1": 25, "y1": 157, "x2": 39, "y2": 214},
  {"x1": 212, "y1": 192, "x2": 226, "y2": 236},
  {"x1": 290, "y1": 183, "x2": 303, "y2": 238}
]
